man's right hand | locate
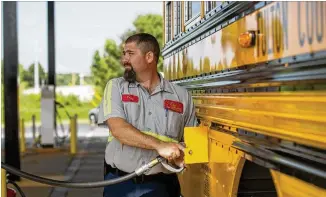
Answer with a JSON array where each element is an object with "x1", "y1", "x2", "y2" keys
[{"x1": 156, "y1": 142, "x2": 185, "y2": 162}]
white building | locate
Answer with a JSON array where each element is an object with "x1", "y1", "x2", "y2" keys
[{"x1": 23, "y1": 85, "x2": 95, "y2": 102}]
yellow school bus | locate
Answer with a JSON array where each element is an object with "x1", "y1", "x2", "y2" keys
[{"x1": 162, "y1": 1, "x2": 326, "y2": 197}]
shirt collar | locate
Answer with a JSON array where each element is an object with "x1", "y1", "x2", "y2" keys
[
  {"x1": 128, "y1": 80, "x2": 140, "y2": 88},
  {"x1": 158, "y1": 72, "x2": 174, "y2": 94},
  {"x1": 128, "y1": 72, "x2": 174, "y2": 94}
]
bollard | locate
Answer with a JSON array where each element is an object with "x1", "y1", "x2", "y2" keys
[
  {"x1": 2, "y1": 169, "x2": 7, "y2": 197},
  {"x1": 70, "y1": 114, "x2": 77, "y2": 155},
  {"x1": 19, "y1": 118, "x2": 26, "y2": 153},
  {"x1": 75, "y1": 114, "x2": 78, "y2": 136},
  {"x1": 32, "y1": 114, "x2": 36, "y2": 141}
]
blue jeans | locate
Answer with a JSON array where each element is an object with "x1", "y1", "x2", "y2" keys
[{"x1": 103, "y1": 172, "x2": 180, "y2": 197}]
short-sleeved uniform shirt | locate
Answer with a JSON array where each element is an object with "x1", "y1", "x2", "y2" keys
[{"x1": 98, "y1": 73, "x2": 197, "y2": 175}]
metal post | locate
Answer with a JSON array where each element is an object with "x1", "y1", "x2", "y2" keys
[
  {"x1": 3, "y1": 1, "x2": 21, "y2": 181},
  {"x1": 20, "y1": 119, "x2": 26, "y2": 153},
  {"x1": 70, "y1": 115, "x2": 77, "y2": 155},
  {"x1": 32, "y1": 114, "x2": 36, "y2": 141},
  {"x1": 47, "y1": 1, "x2": 56, "y2": 131},
  {"x1": 75, "y1": 114, "x2": 78, "y2": 135},
  {"x1": 48, "y1": 1, "x2": 55, "y2": 86},
  {"x1": 2, "y1": 169, "x2": 7, "y2": 197}
]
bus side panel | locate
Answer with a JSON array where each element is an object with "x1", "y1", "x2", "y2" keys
[
  {"x1": 178, "y1": 128, "x2": 245, "y2": 197},
  {"x1": 179, "y1": 157, "x2": 245, "y2": 197},
  {"x1": 163, "y1": 2, "x2": 326, "y2": 80},
  {"x1": 271, "y1": 170, "x2": 326, "y2": 197}
]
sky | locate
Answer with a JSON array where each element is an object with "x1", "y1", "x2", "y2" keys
[{"x1": 13, "y1": 1, "x2": 162, "y2": 75}]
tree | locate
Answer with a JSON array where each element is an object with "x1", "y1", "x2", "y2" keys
[
  {"x1": 23, "y1": 62, "x2": 47, "y2": 88},
  {"x1": 103, "y1": 39, "x2": 123, "y2": 80},
  {"x1": 18, "y1": 64, "x2": 25, "y2": 83},
  {"x1": 91, "y1": 39, "x2": 123, "y2": 95},
  {"x1": 56, "y1": 74, "x2": 70, "y2": 86}
]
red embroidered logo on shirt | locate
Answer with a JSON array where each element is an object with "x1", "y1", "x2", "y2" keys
[
  {"x1": 122, "y1": 94, "x2": 139, "y2": 103},
  {"x1": 164, "y1": 100, "x2": 183, "y2": 113}
]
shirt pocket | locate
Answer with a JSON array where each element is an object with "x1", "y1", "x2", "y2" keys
[
  {"x1": 154, "y1": 106, "x2": 184, "y2": 141},
  {"x1": 166, "y1": 109, "x2": 184, "y2": 140},
  {"x1": 123, "y1": 102, "x2": 140, "y2": 125}
]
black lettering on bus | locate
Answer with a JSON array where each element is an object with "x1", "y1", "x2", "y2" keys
[
  {"x1": 269, "y1": 5, "x2": 275, "y2": 55},
  {"x1": 316, "y1": 2, "x2": 324, "y2": 43},
  {"x1": 306, "y1": 2, "x2": 313, "y2": 45},
  {"x1": 275, "y1": 2, "x2": 281, "y2": 53},
  {"x1": 282, "y1": 2, "x2": 288, "y2": 50},
  {"x1": 298, "y1": 2, "x2": 305, "y2": 46}
]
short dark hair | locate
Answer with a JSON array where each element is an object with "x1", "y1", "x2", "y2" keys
[{"x1": 125, "y1": 33, "x2": 160, "y2": 63}]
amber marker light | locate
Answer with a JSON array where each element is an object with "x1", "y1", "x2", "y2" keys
[{"x1": 238, "y1": 31, "x2": 255, "y2": 48}]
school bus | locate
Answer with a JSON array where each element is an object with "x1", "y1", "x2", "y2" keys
[{"x1": 162, "y1": 1, "x2": 326, "y2": 197}]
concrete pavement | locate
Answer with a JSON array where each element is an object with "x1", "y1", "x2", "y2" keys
[{"x1": 4, "y1": 125, "x2": 108, "y2": 197}]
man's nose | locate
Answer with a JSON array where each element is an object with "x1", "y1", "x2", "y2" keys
[{"x1": 121, "y1": 56, "x2": 130, "y2": 65}]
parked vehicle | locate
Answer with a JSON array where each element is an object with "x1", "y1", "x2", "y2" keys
[{"x1": 88, "y1": 106, "x2": 99, "y2": 124}]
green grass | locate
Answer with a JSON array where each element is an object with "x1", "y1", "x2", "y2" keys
[
  {"x1": 18, "y1": 106, "x2": 92, "y2": 124},
  {"x1": 2, "y1": 92, "x2": 97, "y2": 125}
]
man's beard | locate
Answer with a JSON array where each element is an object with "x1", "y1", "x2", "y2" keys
[{"x1": 123, "y1": 66, "x2": 136, "y2": 83}]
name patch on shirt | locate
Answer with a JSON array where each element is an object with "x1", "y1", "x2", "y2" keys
[
  {"x1": 164, "y1": 100, "x2": 183, "y2": 114},
  {"x1": 122, "y1": 94, "x2": 139, "y2": 103}
]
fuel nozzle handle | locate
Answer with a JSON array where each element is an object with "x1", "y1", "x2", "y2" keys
[
  {"x1": 135, "y1": 156, "x2": 162, "y2": 175},
  {"x1": 134, "y1": 156, "x2": 184, "y2": 175}
]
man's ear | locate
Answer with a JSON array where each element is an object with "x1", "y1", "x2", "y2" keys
[{"x1": 146, "y1": 51, "x2": 154, "y2": 64}]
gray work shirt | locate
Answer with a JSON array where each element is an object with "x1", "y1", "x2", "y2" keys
[{"x1": 98, "y1": 73, "x2": 197, "y2": 175}]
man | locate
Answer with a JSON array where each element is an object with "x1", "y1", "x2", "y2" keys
[{"x1": 98, "y1": 33, "x2": 197, "y2": 197}]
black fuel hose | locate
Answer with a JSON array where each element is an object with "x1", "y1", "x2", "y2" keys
[{"x1": 1, "y1": 156, "x2": 164, "y2": 189}]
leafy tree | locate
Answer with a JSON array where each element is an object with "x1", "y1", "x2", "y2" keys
[
  {"x1": 18, "y1": 64, "x2": 26, "y2": 83},
  {"x1": 91, "y1": 39, "x2": 123, "y2": 95},
  {"x1": 56, "y1": 73, "x2": 72, "y2": 86},
  {"x1": 83, "y1": 76, "x2": 93, "y2": 85},
  {"x1": 23, "y1": 62, "x2": 47, "y2": 88}
]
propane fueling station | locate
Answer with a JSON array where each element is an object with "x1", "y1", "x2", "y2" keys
[
  {"x1": 2, "y1": 1, "x2": 58, "y2": 180},
  {"x1": 1, "y1": 2, "x2": 109, "y2": 196},
  {"x1": 3, "y1": 1, "x2": 326, "y2": 197},
  {"x1": 1, "y1": 2, "x2": 182, "y2": 197}
]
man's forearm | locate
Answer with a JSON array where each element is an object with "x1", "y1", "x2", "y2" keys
[{"x1": 107, "y1": 117, "x2": 162, "y2": 150}]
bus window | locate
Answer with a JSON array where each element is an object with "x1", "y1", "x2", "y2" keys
[
  {"x1": 185, "y1": 1, "x2": 201, "y2": 22},
  {"x1": 174, "y1": 1, "x2": 182, "y2": 37},
  {"x1": 165, "y1": 1, "x2": 172, "y2": 42},
  {"x1": 205, "y1": 1, "x2": 222, "y2": 14},
  {"x1": 184, "y1": 1, "x2": 201, "y2": 30}
]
